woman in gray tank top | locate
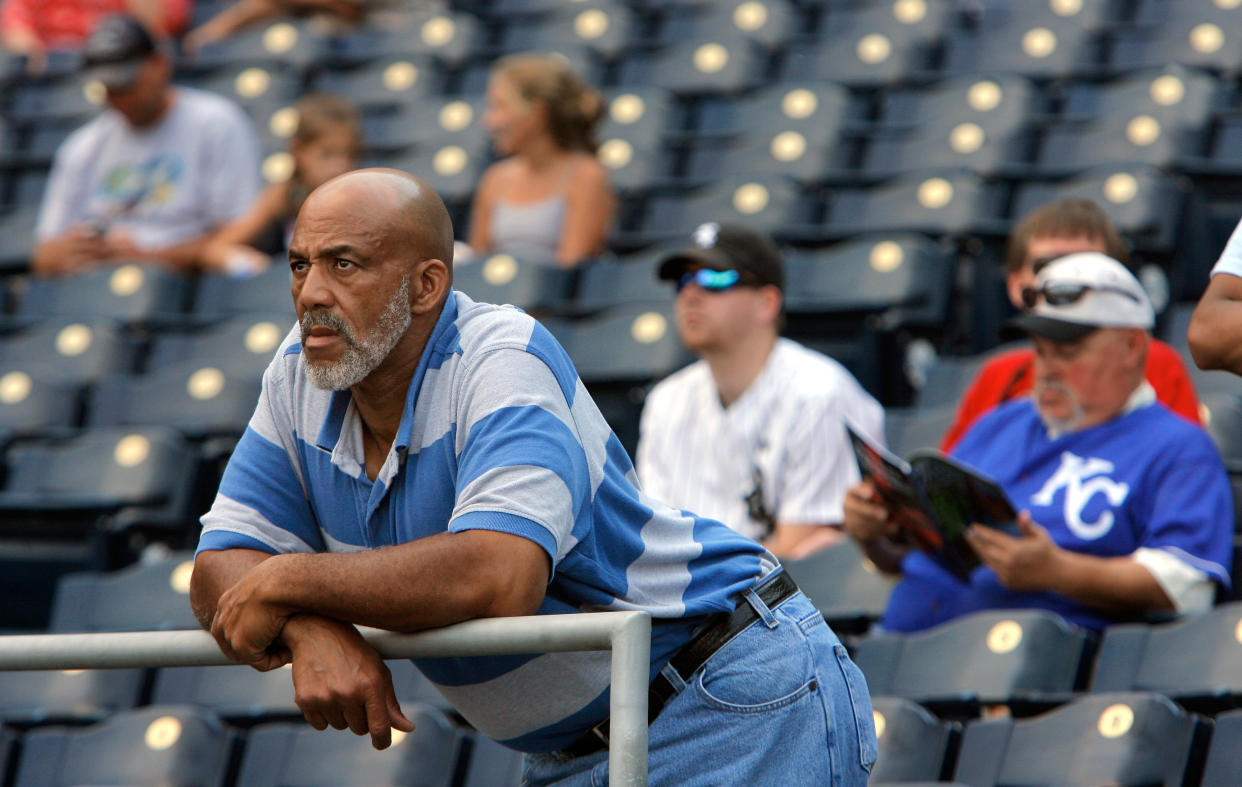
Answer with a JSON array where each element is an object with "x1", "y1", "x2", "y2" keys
[{"x1": 468, "y1": 54, "x2": 616, "y2": 269}]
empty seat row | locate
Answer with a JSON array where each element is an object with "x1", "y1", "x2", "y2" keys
[{"x1": 0, "y1": 703, "x2": 521, "y2": 787}]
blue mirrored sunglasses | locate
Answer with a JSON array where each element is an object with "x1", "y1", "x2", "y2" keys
[{"x1": 675, "y1": 268, "x2": 743, "y2": 293}]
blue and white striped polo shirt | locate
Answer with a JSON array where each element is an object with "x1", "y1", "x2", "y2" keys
[{"x1": 198, "y1": 291, "x2": 770, "y2": 752}]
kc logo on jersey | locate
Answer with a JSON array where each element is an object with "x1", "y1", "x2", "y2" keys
[{"x1": 1030, "y1": 451, "x2": 1130, "y2": 540}]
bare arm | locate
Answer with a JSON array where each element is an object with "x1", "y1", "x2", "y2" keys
[
  {"x1": 30, "y1": 230, "x2": 110, "y2": 276},
  {"x1": 199, "y1": 183, "x2": 287, "y2": 272},
  {"x1": 763, "y1": 523, "x2": 844, "y2": 561},
  {"x1": 967, "y1": 513, "x2": 1173, "y2": 614},
  {"x1": 1188, "y1": 272, "x2": 1242, "y2": 374},
  {"x1": 556, "y1": 157, "x2": 614, "y2": 268},
  {"x1": 467, "y1": 164, "x2": 500, "y2": 256},
  {"x1": 210, "y1": 529, "x2": 550, "y2": 664}
]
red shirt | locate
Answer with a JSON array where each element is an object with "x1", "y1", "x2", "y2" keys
[
  {"x1": 1, "y1": 0, "x2": 190, "y2": 48},
  {"x1": 939, "y1": 338, "x2": 1202, "y2": 452}
]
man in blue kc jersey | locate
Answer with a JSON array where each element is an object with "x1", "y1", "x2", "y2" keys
[
  {"x1": 844, "y1": 251, "x2": 1232, "y2": 633},
  {"x1": 190, "y1": 169, "x2": 876, "y2": 785}
]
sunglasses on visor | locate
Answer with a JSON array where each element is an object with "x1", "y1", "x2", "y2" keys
[
  {"x1": 676, "y1": 268, "x2": 746, "y2": 293},
  {"x1": 1020, "y1": 281, "x2": 1142, "y2": 310}
]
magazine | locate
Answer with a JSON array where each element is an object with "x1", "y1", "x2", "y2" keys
[{"x1": 846, "y1": 423, "x2": 1019, "y2": 582}]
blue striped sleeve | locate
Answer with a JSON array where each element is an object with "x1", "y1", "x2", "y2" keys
[{"x1": 451, "y1": 348, "x2": 591, "y2": 564}]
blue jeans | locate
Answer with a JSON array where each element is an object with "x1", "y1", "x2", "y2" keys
[{"x1": 521, "y1": 590, "x2": 877, "y2": 786}]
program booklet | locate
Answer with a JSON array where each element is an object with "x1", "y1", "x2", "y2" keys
[{"x1": 845, "y1": 423, "x2": 1019, "y2": 582}]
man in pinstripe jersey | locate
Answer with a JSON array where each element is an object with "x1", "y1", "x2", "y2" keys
[{"x1": 637, "y1": 222, "x2": 885, "y2": 559}]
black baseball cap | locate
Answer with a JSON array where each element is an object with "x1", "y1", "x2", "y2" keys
[
  {"x1": 83, "y1": 14, "x2": 158, "y2": 90},
  {"x1": 656, "y1": 222, "x2": 784, "y2": 292}
]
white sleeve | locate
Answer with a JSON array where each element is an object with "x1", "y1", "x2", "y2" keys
[
  {"x1": 1131, "y1": 546, "x2": 1214, "y2": 614},
  {"x1": 35, "y1": 127, "x2": 96, "y2": 240},
  {"x1": 1211, "y1": 216, "x2": 1242, "y2": 279}
]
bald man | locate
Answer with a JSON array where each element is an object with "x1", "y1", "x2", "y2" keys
[{"x1": 190, "y1": 170, "x2": 875, "y2": 784}]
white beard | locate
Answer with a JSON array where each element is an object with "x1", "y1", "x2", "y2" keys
[
  {"x1": 301, "y1": 275, "x2": 412, "y2": 391},
  {"x1": 1033, "y1": 378, "x2": 1085, "y2": 438}
]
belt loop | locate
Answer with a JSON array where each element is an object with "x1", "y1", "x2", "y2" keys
[
  {"x1": 659, "y1": 660, "x2": 687, "y2": 692},
  {"x1": 744, "y1": 586, "x2": 780, "y2": 629}
]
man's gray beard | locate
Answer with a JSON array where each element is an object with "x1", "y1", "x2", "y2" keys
[
  {"x1": 1033, "y1": 378, "x2": 1085, "y2": 437},
  {"x1": 301, "y1": 276, "x2": 412, "y2": 391}
]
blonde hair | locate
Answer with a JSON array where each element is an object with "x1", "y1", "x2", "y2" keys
[
  {"x1": 286, "y1": 93, "x2": 362, "y2": 214},
  {"x1": 491, "y1": 54, "x2": 605, "y2": 153}
]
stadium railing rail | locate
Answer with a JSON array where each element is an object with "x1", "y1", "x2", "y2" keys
[{"x1": 0, "y1": 610, "x2": 653, "y2": 786}]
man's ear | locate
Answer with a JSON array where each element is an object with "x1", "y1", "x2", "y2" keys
[
  {"x1": 411, "y1": 258, "x2": 451, "y2": 314},
  {"x1": 1122, "y1": 328, "x2": 1150, "y2": 368},
  {"x1": 759, "y1": 285, "x2": 783, "y2": 324}
]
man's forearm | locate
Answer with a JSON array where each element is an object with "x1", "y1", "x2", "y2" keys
[
  {"x1": 243, "y1": 530, "x2": 549, "y2": 634},
  {"x1": 1049, "y1": 551, "x2": 1173, "y2": 614},
  {"x1": 191, "y1": 548, "x2": 272, "y2": 629},
  {"x1": 1188, "y1": 274, "x2": 1242, "y2": 374}
]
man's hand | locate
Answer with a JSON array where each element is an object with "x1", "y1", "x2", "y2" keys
[
  {"x1": 966, "y1": 512, "x2": 1065, "y2": 592},
  {"x1": 210, "y1": 556, "x2": 294, "y2": 668},
  {"x1": 842, "y1": 481, "x2": 895, "y2": 542},
  {"x1": 283, "y1": 615, "x2": 416, "y2": 750}
]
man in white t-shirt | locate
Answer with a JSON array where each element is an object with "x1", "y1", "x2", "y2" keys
[
  {"x1": 32, "y1": 13, "x2": 261, "y2": 276},
  {"x1": 636, "y1": 222, "x2": 886, "y2": 559}
]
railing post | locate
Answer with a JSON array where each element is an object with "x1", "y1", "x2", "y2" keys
[{"x1": 608, "y1": 610, "x2": 651, "y2": 787}]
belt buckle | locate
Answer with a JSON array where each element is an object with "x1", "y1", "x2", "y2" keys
[{"x1": 590, "y1": 718, "x2": 610, "y2": 747}]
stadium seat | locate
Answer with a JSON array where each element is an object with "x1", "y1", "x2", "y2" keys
[
  {"x1": 782, "y1": 537, "x2": 895, "y2": 635},
  {"x1": 9, "y1": 76, "x2": 101, "y2": 125},
  {"x1": 365, "y1": 93, "x2": 489, "y2": 156},
  {"x1": 497, "y1": 0, "x2": 638, "y2": 62},
  {"x1": 951, "y1": 692, "x2": 1208, "y2": 787},
  {"x1": 452, "y1": 254, "x2": 575, "y2": 316},
  {"x1": 236, "y1": 704, "x2": 465, "y2": 787},
  {"x1": 783, "y1": 0, "x2": 953, "y2": 87},
  {"x1": 14, "y1": 264, "x2": 192, "y2": 327},
  {"x1": 942, "y1": 11, "x2": 1103, "y2": 80},
  {"x1": 8, "y1": 166, "x2": 50, "y2": 210},
  {"x1": 1110, "y1": 0, "x2": 1242, "y2": 74},
  {"x1": 1035, "y1": 67, "x2": 1218, "y2": 175},
  {"x1": 87, "y1": 360, "x2": 262, "y2": 440},
  {"x1": 1010, "y1": 166, "x2": 1186, "y2": 254},
  {"x1": 0, "y1": 319, "x2": 138, "y2": 389},
  {"x1": 460, "y1": 734, "x2": 525, "y2": 787},
  {"x1": 823, "y1": 172, "x2": 1009, "y2": 239},
  {"x1": 13, "y1": 705, "x2": 237, "y2": 787},
  {"x1": 179, "y1": 65, "x2": 303, "y2": 147},
  {"x1": 0, "y1": 427, "x2": 200, "y2": 543},
  {"x1": 595, "y1": 87, "x2": 680, "y2": 195},
  {"x1": 0, "y1": 207, "x2": 39, "y2": 272},
  {"x1": 193, "y1": 264, "x2": 295, "y2": 320},
  {"x1": 637, "y1": 175, "x2": 811, "y2": 242},
  {"x1": 16, "y1": 117, "x2": 82, "y2": 167},
  {"x1": 0, "y1": 668, "x2": 144, "y2": 725},
  {"x1": 0, "y1": 372, "x2": 81, "y2": 440},
  {"x1": 311, "y1": 56, "x2": 442, "y2": 116},
  {"x1": 783, "y1": 234, "x2": 955, "y2": 328},
  {"x1": 655, "y1": 0, "x2": 799, "y2": 52},
  {"x1": 573, "y1": 252, "x2": 674, "y2": 314},
  {"x1": 617, "y1": 34, "x2": 767, "y2": 95},
  {"x1": 1090, "y1": 603, "x2": 1242, "y2": 713},
  {"x1": 1200, "y1": 707, "x2": 1242, "y2": 787},
  {"x1": 853, "y1": 609, "x2": 1091, "y2": 716},
  {"x1": 49, "y1": 552, "x2": 201, "y2": 632},
  {"x1": 382, "y1": 138, "x2": 488, "y2": 206},
  {"x1": 331, "y1": 10, "x2": 482, "y2": 69},
  {"x1": 153, "y1": 658, "x2": 448, "y2": 722},
  {"x1": 865, "y1": 74, "x2": 1044, "y2": 178},
  {"x1": 870, "y1": 696, "x2": 960, "y2": 784},
  {"x1": 146, "y1": 312, "x2": 291, "y2": 379},
  {"x1": 681, "y1": 80, "x2": 859, "y2": 186},
  {"x1": 548, "y1": 302, "x2": 692, "y2": 454},
  {"x1": 181, "y1": 18, "x2": 329, "y2": 73}
]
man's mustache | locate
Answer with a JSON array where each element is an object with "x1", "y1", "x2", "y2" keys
[{"x1": 301, "y1": 310, "x2": 357, "y2": 347}]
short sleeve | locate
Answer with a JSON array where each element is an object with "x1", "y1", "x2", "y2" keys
[
  {"x1": 198, "y1": 350, "x2": 324, "y2": 555},
  {"x1": 1211, "y1": 216, "x2": 1242, "y2": 279},
  {"x1": 201, "y1": 101, "x2": 262, "y2": 227},
  {"x1": 449, "y1": 347, "x2": 592, "y2": 566},
  {"x1": 1137, "y1": 440, "x2": 1233, "y2": 590}
]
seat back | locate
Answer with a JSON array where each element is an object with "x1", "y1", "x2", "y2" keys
[{"x1": 49, "y1": 552, "x2": 200, "y2": 632}]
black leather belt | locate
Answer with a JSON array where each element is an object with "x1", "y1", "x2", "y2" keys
[{"x1": 559, "y1": 570, "x2": 800, "y2": 760}]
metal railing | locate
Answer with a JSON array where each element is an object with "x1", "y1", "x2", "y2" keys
[{"x1": 0, "y1": 611, "x2": 652, "y2": 786}]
